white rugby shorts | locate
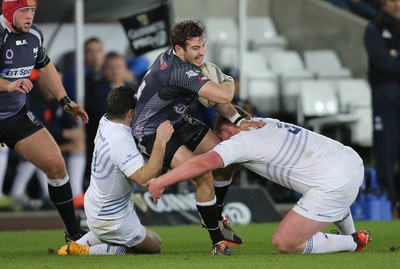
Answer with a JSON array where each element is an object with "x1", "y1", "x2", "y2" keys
[
  {"x1": 87, "y1": 209, "x2": 147, "y2": 248},
  {"x1": 293, "y1": 146, "x2": 364, "y2": 222}
]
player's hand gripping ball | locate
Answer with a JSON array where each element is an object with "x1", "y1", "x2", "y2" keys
[{"x1": 198, "y1": 62, "x2": 225, "y2": 107}]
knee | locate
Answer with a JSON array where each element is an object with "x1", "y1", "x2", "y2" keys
[
  {"x1": 272, "y1": 234, "x2": 294, "y2": 254},
  {"x1": 44, "y1": 156, "x2": 66, "y2": 179}
]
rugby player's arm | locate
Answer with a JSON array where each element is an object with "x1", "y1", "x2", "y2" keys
[
  {"x1": 128, "y1": 140, "x2": 167, "y2": 187},
  {"x1": 198, "y1": 79, "x2": 234, "y2": 104},
  {"x1": 129, "y1": 121, "x2": 173, "y2": 187},
  {"x1": 37, "y1": 62, "x2": 89, "y2": 124},
  {"x1": 36, "y1": 62, "x2": 69, "y2": 101},
  {"x1": 0, "y1": 78, "x2": 11, "y2": 92},
  {"x1": 154, "y1": 150, "x2": 224, "y2": 189},
  {"x1": 216, "y1": 102, "x2": 265, "y2": 131}
]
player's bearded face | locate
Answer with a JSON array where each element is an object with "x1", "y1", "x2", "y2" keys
[
  {"x1": 183, "y1": 36, "x2": 206, "y2": 68},
  {"x1": 14, "y1": 7, "x2": 35, "y2": 33}
]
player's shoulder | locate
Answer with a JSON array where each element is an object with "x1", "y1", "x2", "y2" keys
[
  {"x1": 0, "y1": 19, "x2": 5, "y2": 35},
  {"x1": 28, "y1": 23, "x2": 44, "y2": 40}
]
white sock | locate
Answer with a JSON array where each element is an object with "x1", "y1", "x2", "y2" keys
[
  {"x1": 303, "y1": 232, "x2": 357, "y2": 254},
  {"x1": 214, "y1": 179, "x2": 232, "y2": 188},
  {"x1": 88, "y1": 244, "x2": 126, "y2": 255},
  {"x1": 0, "y1": 146, "x2": 9, "y2": 197},
  {"x1": 10, "y1": 161, "x2": 36, "y2": 197},
  {"x1": 66, "y1": 153, "x2": 86, "y2": 197},
  {"x1": 334, "y1": 209, "x2": 356, "y2": 235},
  {"x1": 76, "y1": 231, "x2": 102, "y2": 246}
]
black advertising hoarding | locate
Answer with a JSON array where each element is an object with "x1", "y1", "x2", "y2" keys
[
  {"x1": 119, "y1": 1, "x2": 172, "y2": 56},
  {"x1": 79, "y1": 186, "x2": 281, "y2": 228}
]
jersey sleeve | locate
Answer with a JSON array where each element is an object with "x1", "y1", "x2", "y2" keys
[
  {"x1": 110, "y1": 137, "x2": 146, "y2": 178},
  {"x1": 169, "y1": 62, "x2": 211, "y2": 94},
  {"x1": 31, "y1": 24, "x2": 50, "y2": 69},
  {"x1": 213, "y1": 136, "x2": 252, "y2": 167}
]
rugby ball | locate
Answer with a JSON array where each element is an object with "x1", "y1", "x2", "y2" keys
[
  {"x1": 198, "y1": 62, "x2": 224, "y2": 107},
  {"x1": 201, "y1": 62, "x2": 224, "y2": 83},
  {"x1": 198, "y1": 96, "x2": 218, "y2": 107}
]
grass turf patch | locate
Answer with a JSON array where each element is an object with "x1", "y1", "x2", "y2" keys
[{"x1": 0, "y1": 221, "x2": 400, "y2": 269}]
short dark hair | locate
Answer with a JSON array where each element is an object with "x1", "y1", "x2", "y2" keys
[
  {"x1": 104, "y1": 51, "x2": 123, "y2": 62},
  {"x1": 170, "y1": 19, "x2": 206, "y2": 49},
  {"x1": 84, "y1": 37, "x2": 102, "y2": 50},
  {"x1": 213, "y1": 105, "x2": 251, "y2": 134},
  {"x1": 106, "y1": 86, "x2": 136, "y2": 120}
]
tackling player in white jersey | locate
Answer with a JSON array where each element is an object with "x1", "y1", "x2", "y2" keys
[
  {"x1": 148, "y1": 109, "x2": 372, "y2": 254},
  {"x1": 57, "y1": 85, "x2": 173, "y2": 255}
]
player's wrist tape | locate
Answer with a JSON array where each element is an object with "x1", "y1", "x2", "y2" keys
[
  {"x1": 224, "y1": 76, "x2": 233, "y2": 82},
  {"x1": 59, "y1": 96, "x2": 72, "y2": 107},
  {"x1": 234, "y1": 117, "x2": 245, "y2": 126},
  {"x1": 229, "y1": 112, "x2": 245, "y2": 126}
]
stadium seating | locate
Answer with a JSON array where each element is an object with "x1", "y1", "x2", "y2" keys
[
  {"x1": 269, "y1": 50, "x2": 313, "y2": 114},
  {"x1": 246, "y1": 16, "x2": 288, "y2": 59},
  {"x1": 336, "y1": 78, "x2": 371, "y2": 112},
  {"x1": 297, "y1": 80, "x2": 357, "y2": 133},
  {"x1": 303, "y1": 49, "x2": 352, "y2": 79},
  {"x1": 336, "y1": 79, "x2": 372, "y2": 146},
  {"x1": 268, "y1": 50, "x2": 314, "y2": 83},
  {"x1": 240, "y1": 51, "x2": 279, "y2": 114},
  {"x1": 246, "y1": 73, "x2": 280, "y2": 115},
  {"x1": 204, "y1": 17, "x2": 238, "y2": 66}
]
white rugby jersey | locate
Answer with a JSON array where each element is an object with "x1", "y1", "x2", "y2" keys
[
  {"x1": 213, "y1": 118, "x2": 358, "y2": 194},
  {"x1": 85, "y1": 115, "x2": 145, "y2": 220}
]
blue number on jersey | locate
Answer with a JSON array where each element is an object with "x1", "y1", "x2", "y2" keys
[{"x1": 288, "y1": 125, "x2": 301, "y2": 135}]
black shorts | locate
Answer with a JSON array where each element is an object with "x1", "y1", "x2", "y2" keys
[
  {"x1": 0, "y1": 106, "x2": 44, "y2": 149},
  {"x1": 137, "y1": 114, "x2": 209, "y2": 168}
]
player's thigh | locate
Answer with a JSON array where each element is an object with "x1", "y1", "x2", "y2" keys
[
  {"x1": 193, "y1": 129, "x2": 221, "y2": 154},
  {"x1": 170, "y1": 144, "x2": 196, "y2": 168},
  {"x1": 14, "y1": 128, "x2": 66, "y2": 176},
  {"x1": 273, "y1": 210, "x2": 330, "y2": 247},
  {"x1": 128, "y1": 227, "x2": 161, "y2": 254}
]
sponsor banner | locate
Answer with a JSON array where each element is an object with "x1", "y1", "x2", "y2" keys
[
  {"x1": 79, "y1": 186, "x2": 281, "y2": 228},
  {"x1": 119, "y1": 1, "x2": 172, "y2": 56}
]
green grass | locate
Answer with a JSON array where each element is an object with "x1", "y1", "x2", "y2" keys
[{"x1": 1, "y1": 221, "x2": 400, "y2": 269}]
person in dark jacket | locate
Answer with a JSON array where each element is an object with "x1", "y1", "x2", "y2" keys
[{"x1": 364, "y1": 0, "x2": 400, "y2": 218}]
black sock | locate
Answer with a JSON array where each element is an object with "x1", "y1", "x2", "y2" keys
[
  {"x1": 48, "y1": 182, "x2": 79, "y2": 237},
  {"x1": 215, "y1": 185, "x2": 231, "y2": 220},
  {"x1": 196, "y1": 203, "x2": 224, "y2": 244}
]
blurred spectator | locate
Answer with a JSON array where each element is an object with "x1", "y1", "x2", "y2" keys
[
  {"x1": 126, "y1": 55, "x2": 150, "y2": 82},
  {"x1": 364, "y1": 0, "x2": 400, "y2": 218},
  {"x1": 63, "y1": 37, "x2": 105, "y2": 101},
  {"x1": 84, "y1": 51, "x2": 138, "y2": 181},
  {"x1": 325, "y1": 0, "x2": 379, "y2": 20}
]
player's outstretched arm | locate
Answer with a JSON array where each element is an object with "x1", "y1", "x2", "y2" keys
[
  {"x1": 216, "y1": 103, "x2": 266, "y2": 131},
  {"x1": 130, "y1": 120, "x2": 174, "y2": 187},
  {"x1": 37, "y1": 62, "x2": 89, "y2": 124},
  {"x1": 199, "y1": 62, "x2": 234, "y2": 104},
  {"x1": 148, "y1": 150, "x2": 224, "y2": 203},
  {"x1": 199, "y1": 80, "x2": 234, "y2": 104}
]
